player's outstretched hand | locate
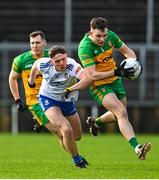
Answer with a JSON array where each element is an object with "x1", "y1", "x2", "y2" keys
[
  {"x1": 15, "y1": 99, "x2": 26, "y2": 112},
  {"x1": 61, "y1": 88, "x2": 72, "y2": 102}
]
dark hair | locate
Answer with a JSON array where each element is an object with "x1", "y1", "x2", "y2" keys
[
  {"x1": 90, "y1": 17, "x2": 108, "y2": 31},
  {"x1": 49, "y1": 45, "x2": 66, "y2": 58},
  {"x1": 29, "y1": 31, "x2": 46, "y2": 40}
]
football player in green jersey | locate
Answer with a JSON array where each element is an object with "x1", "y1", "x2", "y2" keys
[
  {"x1": 9, "y1": 31, "x2": 49, "y2": 132},
  {"x1": 62, "y1": 17, "x2": 151, "y2": 160}
]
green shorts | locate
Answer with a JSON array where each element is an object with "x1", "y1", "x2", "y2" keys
[
  {"x1": 28, "y1": 103, "x2": 49, "y2": 126},
  {"x1": 89, "y1": 78, "x2": 126, "y2": 105}
]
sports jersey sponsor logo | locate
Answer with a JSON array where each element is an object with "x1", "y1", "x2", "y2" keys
[
  {"x1": 49, "y1": 80, "x2": 65, "y2": 87},
  {"x1": 102, "y1": 55, "x2": 112, "y2": 62},
  {"x1": 96, "y1": 55, "x2": 112, "y2": 64}
]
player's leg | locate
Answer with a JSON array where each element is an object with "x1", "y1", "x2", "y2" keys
[
  {"x1": 92, "y1": 94, "x2": 127, "y2": 126},
  {"x1": 45, "y1": 106, "x2": 88, "y2": 167},
  {"x1": 38, "y1": 95, "x2": 88, "y2": 167},
  {"x1": 103, "y1": 93, "x2": 135, "y2": 140},
  {"x1": 45, "y1": 121, "x2": 68, "y2": 152},
  {"x1": 102, "y1": 93, "x2": 151, "y2": 160},
  {"x1": 87, "y1": 83, "x2": 118, "y2": 136},
  {"x1": 87, "y1": 78, "x2": 126, "y2": 135},
  {"x1": 66, "y1": 112, "x2": 82, "y2": 141},
  {"x1": 59, "y1": 101, "x2": 88, "y2": 167},
  {"x1": 44, "y1": 106, "x2": 78, "y2": 155},
  {"x1": 66, "y1": 113, "x2": 89, "y2": 167},
  {"x1": 98, "y1": 96, "x2": 127, "y2": 123},
  {"x1": 28, "y1": 104, "x2": 49, "y2": 132}
]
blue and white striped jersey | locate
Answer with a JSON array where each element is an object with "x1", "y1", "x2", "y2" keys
[{"x1": 36, "y1": 57, "x2": 83, "y2": 102}]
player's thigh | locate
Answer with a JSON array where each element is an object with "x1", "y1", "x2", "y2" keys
[
  {"x1": 120, "y1": 96, "x2": 127, "y2": 108},
  {"x1": 66, "y1": 112, "x2": 82, "y2": 140},
  {"x1": 45, "y1": 106, "x2": 72, "y2": 130},
  {"x1": 102, "y1": 93, "x2": 127, "y2": 117},
  {"x1": 45, "y1": 121, "x2": 63, "y2": 138}
]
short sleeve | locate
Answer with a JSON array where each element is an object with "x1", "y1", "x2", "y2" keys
[
  {"x1": 78, "y1": 44, "x2": 95, "y2": 68},
  {"x1": 109, "y1": 31, "x2": 123, "y2": 49},
  {"x1": 12, "y1": 56, "x2": 23, "y2": 73}
]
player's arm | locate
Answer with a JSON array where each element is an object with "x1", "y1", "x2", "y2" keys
[
  {"x1": 61, "y1": 67, "x2": 92, "y2": 102},
  {"x1": 84, "y1": 43, "x2": 137, "y2": 80},
  {"x1": 81, "y1": 60, "x2": 135, "y2": 81},
  {"x1": 28, "y1": 61, "x2": 40, "y2": 87},
  {"x1": 84, "y1": 64, "x2": 115, "y2": 81},
  {"x1": 9, "y1": 69, "x2": 21, "y2": 101},
  {"x1": 78, "y1": 45, "x2": 116, "y2": 80},
  {"x1": 68, "y1": 70, "x2": 92, "y2": 91},
  {"x1": 9, "y1": 69, "x2": 26, "y2": 112},
  {"x1": 117, "y1": 43, "x2": 137, "y2": 59}
]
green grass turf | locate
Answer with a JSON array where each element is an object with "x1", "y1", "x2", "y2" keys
[{"x1": 0, "y1": 133, "x2": 158, "y2": 179}]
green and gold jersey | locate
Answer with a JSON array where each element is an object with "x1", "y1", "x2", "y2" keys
[
  {"x1": 78, "y1": 30, "x2": 123, "y2": 86},
  {"x1": 12, "y1": 49, "x2": 49, "y2": 105}
]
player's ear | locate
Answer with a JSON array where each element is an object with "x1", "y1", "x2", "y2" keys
[{"x1": 44, "y1": 40, "x2": 47, "y2": 46}]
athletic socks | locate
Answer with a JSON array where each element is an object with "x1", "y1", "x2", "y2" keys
[
  {"x1": 73, "y1": 154, "x2": 83, "y2": 164},
  {"x1": 95, "y1": 117, "x2": 103, "y2": 127},
  {"x1": 129, "y1": 137, "x2": 141, "y2": 152}
]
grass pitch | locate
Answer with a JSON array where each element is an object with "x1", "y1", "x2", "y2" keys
[{"x1": 0, "y1": 133, "x2": 158, "y2": 179}]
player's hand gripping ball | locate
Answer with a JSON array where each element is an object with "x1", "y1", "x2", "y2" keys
[{"x1": 120, "y1": 58, "x2": 143, "y2": 80}]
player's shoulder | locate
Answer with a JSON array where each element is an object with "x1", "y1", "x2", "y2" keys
[
  {"x1": 79, "y1": 33, "x2": 93, "y2": 48},
  {"x1": 14, "y1": 50, "x2": 32, "y2": 61},
  {"x1": 107, "y1": 30, "x2": 121, "y2": 40},
  {"x1": 107, "y1": 30, "x2": 118, "y2": 36},
  {"x1": 37, "y1": 57, "x2": 52, "y2": 71},
  {"x1": 67, "y1": 57, "x2": 80, "y2": 66},
  {"x1": 67, "y1": 57, "x2": 79, "y2": 70},
  {"x1": 12, "y1": 51, "x2": 33, "y2": 69},
  {"x1": 67, "y1": 57, "x2": 76, "y2": 63},
  {"x1": 107, "y1": 30, "x2": 123, "y2": 48},
  {"x1": 37, "y1": 57, "x2": 51, "y2": 67},
  {"x1": 38, "y1": 57, "x2": 50, "y2": 63}
]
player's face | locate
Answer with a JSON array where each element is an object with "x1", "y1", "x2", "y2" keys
[
  {"x1": 52, "y1": 53, "x2": 67, "y2": 71},
  {"x1": 30, "y1": 35, "x2": 47, "y2": 58},
  {"x1": 89, "y1": 28, "x2": 108, "y2": 47}
]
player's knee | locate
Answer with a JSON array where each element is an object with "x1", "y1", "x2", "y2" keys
[
  {"x1": 62, "y1": 126, "x2": 73, "y2": 137},
  {"x1": 116, "y1": 107, "x2": 128, "y2": 119}
]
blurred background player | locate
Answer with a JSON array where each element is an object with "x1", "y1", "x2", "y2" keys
[
  {"x1": 9, "y1": 31, "x2": 49, "y2": 132},
  {"x1": 62, "y1": 17, "x2": 151, "y2": 160},
  {"x1": 28, "y1": 45, "x2": 89, "y2": 168}
]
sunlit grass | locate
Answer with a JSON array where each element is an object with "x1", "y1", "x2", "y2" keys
[{"x1": 0, "y1": 133, "x2": 158, "y2": 178}]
